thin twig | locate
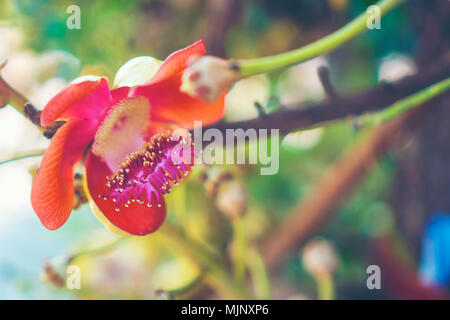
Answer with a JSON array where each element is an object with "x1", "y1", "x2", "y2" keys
[
  {"x1": 358, "y1": 77, "x2": 450, "y2": 126},
  {"x1": 253, "y1": 101, "x2": 267, "y2": 117},
  {"x1": 235, "y1": 0, "x2": 405, "y2": 77},
  {"x1": 0, "y1": 148, "x2": 45, "y2": 166},
  {"x1": 24, "y1": 103, "x2": 41, "y2": 126},
  {"x1": 68, "y1": 238, "x2": 127, "y2": 262},
  {"x1": 317, "y1": 66, "x2": 338, "y2": 100},
  {"x1": 201, "y1": 58, "x2": 450, "y2": 136},
  {"x1": 158, "y1": 224, "x2": 253, "y2": 299},
  {"x1": 1, "y1": 57, "x2": 448, "y2": 142}
]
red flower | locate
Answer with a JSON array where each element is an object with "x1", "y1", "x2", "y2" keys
[{"x1": 31, "y1": 41, "x2": 225, "y2": 236}]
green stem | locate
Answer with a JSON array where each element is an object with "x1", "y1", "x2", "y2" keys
[
  {"x1": 0, "y1": 148, "x2": 45, "y2": 166},
  {"x1": 360, "y1": 77, "x2": 450, "y2": 126},
  {"x1": 162, "y1": 272, "x2": 205, "y2": 298},
  {"x1": 158, "y1": 225, "x2": 253, "y2": 299},
  {"x1": 69, "y1": 238, "x2": 127, "y2": 262},
  {"x1": 247, "y1": 247, "x2": 272, "y2": 299},
  {"x1": 236, "y1": 0, "x2": 405, "y2": 77},
  {"x1": 173, "y1": 183, "x2": 188, "y2": 225},
  {"x1": 316, "y1": 273, "x2": 335, "y2": 300},
  {"x1": 232, "y1": 218, "x2": 247, "y2": 283}
]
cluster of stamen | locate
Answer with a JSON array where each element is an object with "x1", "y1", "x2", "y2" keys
[{"x1": 100, "y1": 132, "x2": 194, "y2": 212}]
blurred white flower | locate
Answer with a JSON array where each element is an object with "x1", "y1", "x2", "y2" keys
[
  {"x1": 37, "y1": 50, "x2": 80, "y2": 82},
  {"x1": 216, "y1": 181, "x2": 248, "y2": 219},
  {"x1": 225, "y1": 75, "x2": 270, "y2": 122},
  {"x1": 29, "y1": 77, "x2": 67, "y2": 109},
  {"x1": 378, "y1": 53, "x2": 417, "y2": 82},
  {"x1": 278, "y1": 57, "x2": 328, "y2": 106},
  {"x1": 0, "y1": 27, "x2": 24, "y2": 59},
  {"x1": 302, "y1": 239, "x2": 338, "y2": 277},
  {"x1": 2, "y1": 51, "x2": 38, "y2": 94},
  {"x1": 281, "y1": 128, "x2": 323, "y2": 150},
  {"x1": 113, "y1": 56, "x2": 162, "y2": 88}
]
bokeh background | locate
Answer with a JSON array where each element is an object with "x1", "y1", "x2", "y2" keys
[{"x1": 0, "y1": 0, "x2": 448, "y2": 299}]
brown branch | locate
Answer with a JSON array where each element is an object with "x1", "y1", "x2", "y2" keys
[
  {"x1": 43, "y1": 121, "x2": 66, "y2": 139},
  {"x1": 2, "y1": 56, "x2": 448, "y2": 143},
  {"x1": 317, "y1": 66, "x2": 338, "y2": 100},
  {"x1": 203, "y1": 58, "x2": 450, "y2": 135},
  {"x1": 0, "y1": 60, "x2": 64, "y2": 138},
  {"x1": 0, "y1": 61, "x2": 47, "y2": 135},
  {"x1": 19, "y1": 102, "x2": 62, "y2": 138},
  {"x1": 260, "y1": 105, "x2": 429, "y2": 273},
  {"x1": 24, "y1": 103, "x2": 42, "y2": 126},
  {"x1": 0, "y1": 73, "x2": 28, "y2": 110}
]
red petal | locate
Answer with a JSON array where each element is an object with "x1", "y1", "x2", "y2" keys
[
  {"x1": 110, "y1": 86, "x2": 131, "y2": 105},
  {"x1": 133, "y1": 41, "x2": 225, "y2": 128},
  {"x1": 151, "y1": 40, "x2": 205, "y2": 84},
  {"x1": 41, "y1": 77, "x2": 111, "y2": 127},
  {"x1": 135, "y1": 76, "x2": 225, "y2": 129},
  {"x1": 31, "y1": 119, "x2": 97, "y2": 230},
  {"x1": 85, "y1": 149, "x2": 166, "y2": 236}
]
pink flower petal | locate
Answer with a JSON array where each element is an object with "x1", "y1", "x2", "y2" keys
[{"x1": 41, "y1": 77, "x2": 111, "y2": 127}]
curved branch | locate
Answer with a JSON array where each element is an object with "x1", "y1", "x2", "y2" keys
[{"x1": 202, "y1": 58, "x2": 450, "y2": 135}]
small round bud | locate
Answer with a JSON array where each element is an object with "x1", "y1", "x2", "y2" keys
[
  {"x1": 181, "y1": 56, "x2": 239, "y2": 103},
  {"x1": 216, "y1": 181, "x2": 248, "y2": 219},
  {"x1": 301, "y1": 239, "x2": 338, "y2": 277},
  {"x1": 113, "y1": 56, "x2": 163, "y2": 88},
  {"x1": 41, "y1": 256, "x2": 69, "y2": 288}
]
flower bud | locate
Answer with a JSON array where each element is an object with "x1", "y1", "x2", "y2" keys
[
  {"x1": 41, "y1": 256, "x2": 69, "y2": 288},
  {"x1": 181, "y1": 56, "x2": 239, "y2": 103},
  {"x1": 202, "y1": 167, "x2": 233, "y2": 198},
  {"x1": 216, "y1": 181, "x2": 248, "y2": 220},
  {"x1": 113, "y1": 56, "x2": 163, "y2": 88},
  {"x1": 301, "y1": 239, "x2": 338, "y2": 277}
]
